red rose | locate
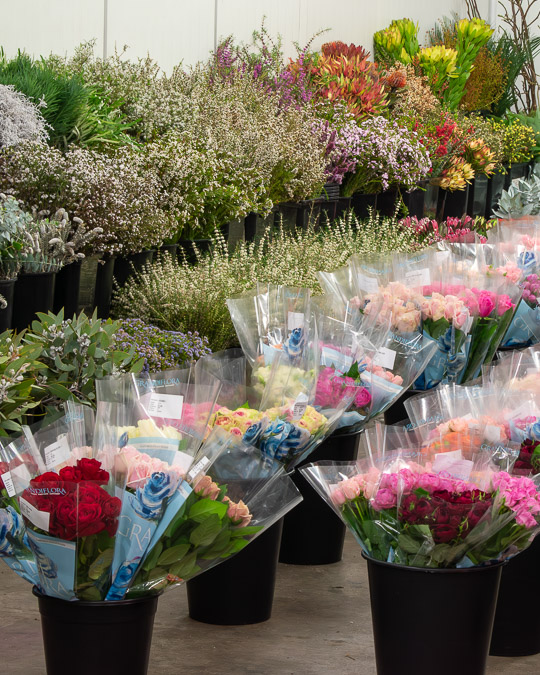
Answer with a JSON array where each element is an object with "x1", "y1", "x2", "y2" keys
[
  {"x1": 76, "y1": 459, "x2": 109, "y2": 485},
  {"x1": 432, "y1": 524, "x2": 459, "y2": 544},
  {"x1": 415, "y1": 498, "x2": 433, "y2": 519},
  {"x1": 59, "y1": 465, "x2": 83, "y2": 482},
  {"x1": 78, "y1": 483, "x2": 106, "y2": 505},
  {"x1": 102, "y1": 496, "x2": 122, "y2": 521},
  {"x1": 77, "y1": 502, "x2": 105, "y2": 537},
  {"x1": 0, "y1": 461, "x2": 9, "y2": 490},
  {"x1": 31, "y1": 472, "x2": 61, "y2": 484},
  {"x1": 50, "y1": 494, "x2": 78, "y2": 540}
]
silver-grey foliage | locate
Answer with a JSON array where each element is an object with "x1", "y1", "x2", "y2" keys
[
  {"x1": 0, "y1": 84, "x2": 49, "y2": 148},
  {"x1": 494, "y1": 165, "x2": 540, "y2": 219}
]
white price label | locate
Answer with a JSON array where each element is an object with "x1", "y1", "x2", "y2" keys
[
  {"x1": 292, "y1": 393, "x2": 309, "y2": 420},
  {"x1": 10, "y1": 463, "x2": 31, "y2": 491},
  {"x1": 171, "y1": 450, "x2": 194, "y2": 474},
  {"x1": 188, "y1": 456, "x2": 211, "y2": 481},
  {"x1": 372, "y1": 347, "x2": 396, "y2": 370},
  {"x1": 433, "y1": 450, "x2": 473, "y2": 481},
  {"x1": 19, "y1": 497, "x2": 50, "y2": 532},
  {"x1": 147, "y1": 393, "x2": 184, "y2": 420},
  {"x1": 44, "y1": 436, "x2": 71, "y2": 470},
  {"x1": 484, "y1": 425, "x2": 501, "y2": 443},
  {"x1": 1, "y1": 471, "x2": 15, "y2": 497},
  {"x1": 287, "y1": 311, "x2": 305, "y2": 331},
  {"x1": 405, "y1": 268, "x2": 431, "y2": 288},
  {"x1": 357, "y1": 273, "x2": 379, "y2": 294}
]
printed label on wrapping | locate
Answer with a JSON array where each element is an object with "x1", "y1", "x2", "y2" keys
[
  {"x1": 44, "y1": 436, "x2": 71, "y2": 470},
  {"x1": 147, "y1": 393, "x2": 184, "y2": 420}
]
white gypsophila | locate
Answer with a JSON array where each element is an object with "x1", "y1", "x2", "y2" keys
[{"x1": 0, "y1": 85, "x2": 49, "y2": 148}]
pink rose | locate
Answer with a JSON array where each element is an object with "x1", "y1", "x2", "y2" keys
[
  {"x1": 331, "y1": 487, "x2": 346, "y2": 506},
  {"x1": 355, "y1": 387, "x2": 372, "y2": 409},
  {"x1": 477, "y1": 292, "x2": 495, "y2": 318},
  {"x1": 371, "y1": 488, "x2": 397, "y2": 511},
  {"x1": 497, "y1": 294, "x2": 514, "y2": 316},
  {"x1": 227, "y1": 499, "x2": 252, "y2": 526},
  {"x1": 341, "y1": 478, "x2": 361, "y2": 501}
]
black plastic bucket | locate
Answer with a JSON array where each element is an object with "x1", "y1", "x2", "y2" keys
[
  {"x1": 504, "y1": 162, "x2": 529, "y2": 190},
  {"x1": 33, "y1": 587, "x2": 159, "y2": 675},
  {"x1": 438, "y1": 186, "x2": 470, "y2": 220},
  {"x1": 403, "y1": 186, "x2": 426, "y2": 219},
  {"x1": 186, "y1": 518, "x2": 283, "y2": 625},
  {"x1": 244, "y1": 212, "x2": 257, "y2": 242},
  {"x1": 364, "y1": 555, "x2": 505, "y2": 675},
  {"x1": 490, "y1": 536, "x2": 540, "y2": 656},
  {"x1": 383, "y1": 388, "x2": 419, "y2": 426},
  {"x1": 113, "y1": 250, "x2": 155, "y2": 288},
  {"x1": 12, "y1": 271, "x2": 56, "y2": 331},
  {"x1": 94, "y1": 256, "x2": 116, "y2": 319},
  {"x1": 177, "y1": 239, "x2": 212, "y2": 264},
  {"x1": 279, "y1": 430, "x2": 359, "y2": 565},
  {"x1": 158, "y1": 244, "x2": 178, "y2": 257},
  {"x1": 376, "y1": 189, "x2": 398, "y2": 217},
  {"x1": 0, "y1": 278, "x2": 16, "y2": 332},
  {"x1": 467, "y1": 175, "x2": 489, "y2": 218},
  {"x1": 351, "y1": 193, "x2": 377, "y2": 220},
  {"x1": 53, "y1": 261, "x2": 82, "y2": 317},
  {"x1": 486, "y1": 170, "x2": 505, "y2": 218}
]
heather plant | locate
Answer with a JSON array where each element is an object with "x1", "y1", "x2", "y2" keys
[
  {"x1": 340, "y1": 116, "x2": 431, "y2": 196},
  {"x1": 113, "y1": 211, "x2": 434, "y2": 350},
  {"x1": 114, "y1": 318, "x2": 211, "y2": 373},
  {"x1": 0, "y1": 141, "x2": 171, "y2": 254},
  {"x1": 0, "y1": 84, "x2": 49, "y2": 147}
]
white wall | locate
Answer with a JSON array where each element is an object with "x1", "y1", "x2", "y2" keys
[{"x1": 1, "y1": 0, "x2": 473, "y2": 71}]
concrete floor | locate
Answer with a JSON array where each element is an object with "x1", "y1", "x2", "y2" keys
[{"x1": 2, "y1": 534, "x2": 540, "y2": 674}]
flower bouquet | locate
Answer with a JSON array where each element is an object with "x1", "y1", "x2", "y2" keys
[{"x1": 488, "y1": 223, "x2": 540, "y2": 348}]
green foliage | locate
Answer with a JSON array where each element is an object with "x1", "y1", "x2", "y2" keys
[
  {"x1": 0, "y1": 331, "x2": 43, "y2": 436},
  {"x1": 23, "y1": 309, "x2": 144, "y2": 408},
  {"x1": 0, "y1": 51, "x2": 133, "y2": 150},
  {"x1": 494, "y1": 166, "x2": 540, "y2": 219}
]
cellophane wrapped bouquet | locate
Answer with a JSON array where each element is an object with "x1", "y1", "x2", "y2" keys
[
  {"x1": 301, "y1": 416, "x2": 540, "y2": 568},
  {"x1": 0, "y1": 369, "x2": 303, "y2": 601},
  {"x1": 488, "y1": 220, "x2": 540, "y2": 349},
  {"x1": 229, "y1": 283, "x2": 436, "y2": 438},
  {"x1": 483, "y1": 347, "x2": 540, "y2": 475}
]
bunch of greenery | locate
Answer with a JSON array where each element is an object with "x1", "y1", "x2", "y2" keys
[
  {"x1": 0, "y1": 50, "x2": 133, "y2": 150},
  {"x1": 494, "y1": 166, "x2": 540, "y2": 219},
  {"x1": 112, "y1": 211, "x2": 440, "y2": 351},
  {"x1": 23, "y1": 309, "x2": 143, "y2": 417}
]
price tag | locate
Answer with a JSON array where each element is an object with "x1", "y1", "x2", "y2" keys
[
  {"x1": 405, "y1": 268, "x2": 431, "y2": 288},
  {"x1": 147, "y1": 393, "x2": 184, "y2": 420},
  {"x1": 188, "y1": 456, "x2": 211, "y2": 481},
  {"x1": 373, "y1": 347, "x2": 396, "y2": 370},
  {"x1": 292, "y1": 393, "x2": 309, "y2": 420},
  {"x1": 170, "y1": 450, "x2": 193, "y2": 474},
  {"x1": 10, "y1": 463, "x2": 31, "y2": 490},
  {"x1": 357, "y1": 273, "x2": 379, "y2": 294},
  {"x1": 1, "y1": 471, "x2": 15, "y2": 497},
  {"x1": 433, "y1": 450, "x2": 473, "y2": 481},
  {"x1": 19, "y1": 497, "x2": 50, "y2": 532},
  {"x1": 44, "y1": 436, "x2": 71, "y2": 470},
  {"x1": 287, "y1": 312, "x2": 305, "y2": 331}
]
